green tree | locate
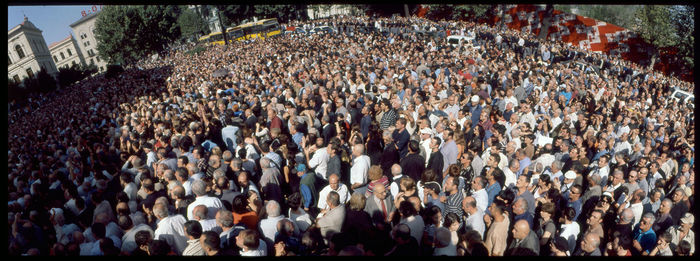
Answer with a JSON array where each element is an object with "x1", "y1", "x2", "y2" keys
[
  {"x1": 424, "y1": 5, "x2": 493, "y2": 21},
  {"x1": 35, "y1": 69, "x2": 57, "y2": 93},
  {"x1": 634, "y1": 5, "x2": 678, "y2": 69},
  {"x1": 8, "y1": 77, "x2": 27, "y2": 103},
  {"x1": 670, "y1": 5, "x2": 694, "y2": 72},
  {"x1": 178, "y1": 7, "x2": 209, "y2": 41},
  {"x1": 95, "y1": 5, "x2": 181, "y2": 65},
  {"x1": 219, "y1": 5, "x2": 254, "y2": 26}
]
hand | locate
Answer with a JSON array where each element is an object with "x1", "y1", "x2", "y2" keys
[
  {"x1": 439, "y1": 195, "x2": 447, "y2": 203},
  {"x1": 484, "y1": 214, "x2": 492, "y2": 227},
  {"x1": 633, "y1": 239, "x2": 642, "y2": 251}
]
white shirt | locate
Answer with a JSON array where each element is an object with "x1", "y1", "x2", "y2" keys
[
  {"x1": 198, "y1": 219, "x2": 220, "y2": 233},
  {"x1": 187, "y1": 196, "x2": 224, "y2": 221},
  {"x1": 289, "y1": 208, "x2": 312, "y2": 233},
  {"x1": 465, "y1": 209, "x2": 486, "y2": 238},
  {"x1": 350, "y1": 155, "x2": 371, "y2": 186},
  {"x1": 259, "y1": 215, "x2": 285, "y2": 243},
  {"x1": 627, "y1": 202, "x2": 644, "y2": 226},
  {"x1": 121, "y1": 224, "x2": 153, "y2": 254},
  {"x1": 154, "y1": 215, "x2": 188, "y2": 255},
  {"x1": 472, "y1": 188, "x2": 488, "y2": 213},
  {"x1": 308, "y1": 147, "x2": 330, "y2": 180},
  {"x1": 502, "y1": 168, "x2": 517, "y2": 189},
  {"x1": 390, "y1": 174, "x2": 404, "y2": 198},
  {"x1": 421, "y1": 139, "x2": 432, "y2": 166},
  {"x1": 240, "y1": 239, "x2": 268, "y2": 256},
  {"x1": 317, "y1": 184, "x2": 351, "y2": 210},
  {"x1": 559, "y1": 221, "x2": 580, "y2": 253}
]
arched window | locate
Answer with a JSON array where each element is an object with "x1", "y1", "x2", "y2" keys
[
  {"x1": 60, "y1": 52, "x2": 65, "y2": 59},
  {"x1": 53, "y1": 55, "x2": 58, "y2": 62},
  {"x1": 67, "y1": 48, "x2": 72, "y2": 56},
  {"x1": 15, "y1": 45, "x2": 25, "y2": 59}
]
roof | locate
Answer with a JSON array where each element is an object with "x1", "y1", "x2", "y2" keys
[
  {"x1": 69, "y1": 11, "x2": 100, "y2": 28},
  {"x1": 48, "y1": 35, "x2": 73, "y2": 49},
  {"x1": 8, "y1": 16, "x2": 41, "y2": 35}
]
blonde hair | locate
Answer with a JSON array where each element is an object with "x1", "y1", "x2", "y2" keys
[
  {"x1": 368, "y1": 165, "x2": 383, "y2": 181},
  {"x1": 400, "y1": 177, "x2": 416, "y2": 192},
  {"x1": 348, "y1": 193, "x2": 367, "y2": 211}
]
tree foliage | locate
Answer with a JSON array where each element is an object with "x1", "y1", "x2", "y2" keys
[
  {"x1": 634, "y1": 5, "x2": 678, "y2": 68},
  {"x1": 560, "y1": 5, "x2": 639, "y2": 29},
  {"x1": 57, "y1": 63, "x2": 92, "y2": 88},
  {"x1": 95, "y1": 5, "x2": 181, "y2": 65},
  {"x1": 177, "y1": 6, "x2": 209, "y2": 40},
  {"x1": 669, "y1": 5, "x2": 694, "y2": 71},
  {"x1": 424, "y1": 4, "x2": 493, "y2": 21}
]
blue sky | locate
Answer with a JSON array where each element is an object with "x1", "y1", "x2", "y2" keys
[{"x1": 8, "y1": 5, "x2": 98, "y2": 46}]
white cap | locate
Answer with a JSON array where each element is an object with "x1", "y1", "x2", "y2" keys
[
  {"x1": 564, "y1": 170, "x2": 576, "y2": 180},
  {"x1": 471, "y1": 95, "x2": 479, "y2": 103}
]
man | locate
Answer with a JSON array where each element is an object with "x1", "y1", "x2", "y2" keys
[
  {"x1": 441, "y1": 175, "x2": 464, "y2": 220},
  {"x1": 259, "y1": 157, "x2": 284, "y2": 206},
  {"x1": 559, "y1": 207, "x2": 581, "y2": 254},
  {"x1": 200, "y1": 231, "x2": 223, "y2": 256},
  {"x1": 216, "y1": 209, "x2": 244, "y2": 252},
  {"x1": 182, "y1": 220, "x2": 205, "y2": 256},
  {"x1": 187, "y1": 179, "x2": 224, "y2": 221},
  {"x1": 389, "y1": 164, "x2": 405, "y2": 198},
  {"x1": 119, "y1": 215, "x2": 153, "y2": 254},
  {"x1": 364, "y1": 183, "x2": 395, "y2": 225},
  {"x1": 462, "y1": 196, "x2": 485, "y2": 238},
  {"x1": 350, "y1": 143, "x2": 371, "y2": 194},
  {"x1": 321, "y1": 115, "x2": 336, "y2": 146},
  {"x1": 652, "y1": 199, "x2": 673, "y2": 235},
  {"x1": 484, "y1": 199, "x2": 510, "y2": 256},
  {"x1": 574, "y1": 232, "x2": 602, "y2": 256},
  {"x1": 503, "y1": 158, "x2": 518, "y2": 189},
  {"x1": 585, "y1": 209, "x2": 605, "y2": 244},
  {"x1": 386, "y1": 224, "x2": 420, "y2": 256},
  {"x1": 624, "y1": 189, "x2": 645, "y2": 227},
  {"x1": 666, "y1": 213, "x2": 694, "y2": 255},
  {"x1": 380, "y1": 130, "x2": 401, "y2": 176},
  {"x1": 427, "y1": 137, "x2": 445, "y2": 184},
  {"x1": 191, "y1": 205, "x2": 220, "y2": 233},
  {"x1": 259, "y1": 200, "x2": 286, "y2": 244},
  {"x1": 152, "y1": 202, "x2": 188, "y2": 255},
  {"x1": 512, "y1": 197, "x2": 534, "y2": 228},
  {"x1": 632, "y1": 212, "x2": 657, "y2": 255},
  {"x1": 419, "y1": 128, "x2": 433, "y2": 166},
  {"x1": 392, "y1": 118, "x2": 411, "y2": 158},
  {"x1": 440, "y1": 129, "x2": 458, "y2": 173},
  {"x1": 470, "y1": 176, "x2": 488, "y2": 213},
  {"x1": 305, "y1": 137, "x2": 329, "y2": 180},
  {"x1": 515, "y1": 175, "x2": 536, "y2": 215},
  {"x1": 379, "y1": 100, "x2": 397, "y2": 130},
  {"x1": 560, "y1": 170, "x2": 576, "y2": 198},
  {"x1": 400, "y1": 140, "x2": 425, "y2": 181},
  {"x1": 484, "y1": 167, "x2": 502, "y2": 208},
  {"x1": 505, "y1": 219, "x2": 540, "y2": 255},
  {"x1": 669, "y1": 188, "x2": 689, "y2": 225},
  {"x1": 317, "y1": 174, "x2": 351, "y2": 212},
  {"x1": 316, "y1": 191, "x2": 346, "y2": 244},
  {"x1": 297, "y1": 164, "x2": 317, "y2": 212},
  {"x1": 567, "y1": 184, "x2": 584, "y2": 221}
]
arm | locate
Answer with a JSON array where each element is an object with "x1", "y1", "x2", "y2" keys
[{"x1": 300, "y1": 184, "x2": 313, "y2": 210}]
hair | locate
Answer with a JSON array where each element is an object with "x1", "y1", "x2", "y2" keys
[
  {"x1": 348, "y1": 193, "x2": 367, "y2": 211},
  {"x1": 408, "y1": 140, "x2": 419, "y2": 153},
  {"x1": 541, "y1": 202, "x2": 555, "y2": 216},
  {"x1": 152, "y1": 202, "x2": 169, "y2": 219},
  {"x1": 398, "y1": 200, "x2": 417, "y2": 217},
  {"x1": 400, "y1": 176, "x2": 416, "y2": 191},
  {"x1": 265, "y1": 200, "x2": 281, "y2": 217},
  {"x1": 232, "y1": 194, "x2": 249, "y2": 214},
  {"x1": 368, "y1": 165, "x2": 384, "y2": 181},
  {"x1": 327, "y1": 191, "x2": 340, "y2": 207},
  {"x1": 134, "y1": 230, "x2": 153, "y2": 248},
  {"x1": 239, "y1": 229, "x2": 260, "y2": 249},
  {"x1": 642, "y1": 212, "x2": 656, "y2": 224},
  {"x1": 563, "y1": 207, "x2": 576, "y2": 221},
  {"x1": 421, "y1": 169, "x2": 438, "y2": 183},
  {"x1": 200, "y1": 231, "x2": 221, "y2": 251},
  {"x1": 184, "y1": 220, "x2": 203, "y2": 239},
  {"x1": 191, "y1": 179, "x2": 207, "y2": 196},
  {"x1": 216, "y1": 209, "x2": 234, "y2": 228},
  {"x1": 287, "y1": 192, "x2": 302, "y2": 210},
  {"x1": 117, "y1": 215, "x2": 133, "y2": 230},
  {"x1": 491, "y1": 198, "x2": 506, "y2": 214}
]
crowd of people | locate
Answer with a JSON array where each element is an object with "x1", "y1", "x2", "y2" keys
[{"x1": 7, "y1": 13, "x2": 695, "y2": 256}]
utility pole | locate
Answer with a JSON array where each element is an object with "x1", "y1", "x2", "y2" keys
[{"x1": 217, "y1": 7, "x2": 228, "y2": 45}]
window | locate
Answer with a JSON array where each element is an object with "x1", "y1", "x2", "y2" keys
[
  {"x1": 15, "y1": 45, "x2": 25, "y2": 59},
  {"x1": 86, "y1": 41, "x2": 90, "y2": 46},
  {"x1": 13, "y1": 75, "x2": 20, "y2": 83},
  {"x1": 67, "y1": 48, "x2": 72, "y2": 56},
  {"x1": 72, "y1": 61, "x2": 77, "y2": 66},
  {"x1": 26, "y1": 68, "x2": 34, "y2": 79},
  {"x1": 60, "y1": 52, "x2": 65, "y2": 59},
  {"x1": 53, "y1": 55, "x2": 58, "y2": 62},
  {"x1": 96, "y1": 56, "x2": 100, "y2": 62},
  {"x1": 90, "y1": 58, "x2": 94, "y2": 65}
]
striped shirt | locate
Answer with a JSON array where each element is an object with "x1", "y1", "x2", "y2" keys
[{"x1": 380, "y1": 109, "x2": 397, "y2": 130}]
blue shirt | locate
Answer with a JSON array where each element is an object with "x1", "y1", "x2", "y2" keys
[
  {"x1": 299, "y1": 173, "x2": 314, "y2": 209},
  {"x1": 486, "y1": 182, "x2": 501, "y2": 207},
  {"x1": 514, "y1": 212, "x2": 534, "y2": 228},
  {"x1": 633, "y1": 225, "x2": 657, "y2": 254}
]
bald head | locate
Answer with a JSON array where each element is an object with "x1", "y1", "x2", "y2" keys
[
  {"x1": 391, "y1": 164, "x2": 402, "y2": 176},
  {"x1": 512, "y1": 219, "x2": 531, "y2": 240},
  {"x1": 192, "y1": 204, "x2": 208, "y2": 220}
]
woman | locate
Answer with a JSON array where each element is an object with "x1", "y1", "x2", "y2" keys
[
  {"x1": 232, "y1": 193, "x2": 259, "y2": 230},
  {"x1": 365, "y1": 165, "x2": 389, "y2": 198},
  {"x1": 394, "y1": 176, "x2": 418, "y2": 207},
  {"x1": 342, "y1": 193, "x2": 373, "y2": 240},
  {"x1": 536, "y1": 202, "x2": 557, "y2": 256}
]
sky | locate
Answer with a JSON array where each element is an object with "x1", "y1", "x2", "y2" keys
[{"x1": 8, "y1": 5, "x2": 98, "y2": 46}]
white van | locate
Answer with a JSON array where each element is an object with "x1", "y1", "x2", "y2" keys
[
  {"x1": 667, "y1": 89, "x2": 694, "y2": 109},
  {"x1": 446, "y1": 35, "x2": 474, "y2": 48}
]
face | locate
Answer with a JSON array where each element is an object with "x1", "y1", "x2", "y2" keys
[
  {"x1": 639, "y1": 218, "x2": 653, "y2": 232},
  {"x1": 329, "y1": 176, "x2": 340, "y2": 190},
  {"x1": 374, "y1": 184, "x2": 387, "y2": 200},
  {"x1": 569, "y1": 187, "x2": 581, "y2": 201},
  {"x1": 587, "y1": 212, "x2": 602, "y2": 226}
]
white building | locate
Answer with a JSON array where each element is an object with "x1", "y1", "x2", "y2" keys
[
  {"x1": 307, "y1": 5, "x2": 356, "y2": 20},
  {"x1": 69, "y1": 11, "x2": 108, "y2": 72},
  {"x1": 8, "y1": 16, "x2": 58, "y2": 83},
  {"x1": 48, "y1": 35, "x2": 86, "y2": 70}
]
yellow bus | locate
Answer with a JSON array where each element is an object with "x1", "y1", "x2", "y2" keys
[
  {"x1": 197, "y1": 34, "x2": 210, "y2": 45},
  {"x1": 201, "y1": 18, "x2": 281, "y2": 45}
]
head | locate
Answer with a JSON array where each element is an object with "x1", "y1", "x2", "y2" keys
[
  {"x1": 328, "y1": 174, "x2": 340, "y2": 190},
  {"x1": 580, "y1": 232, "x2": 600, "y2": 253},
  {"x1": 511, "y1": 219, "x2": 531, "y2": 240}
]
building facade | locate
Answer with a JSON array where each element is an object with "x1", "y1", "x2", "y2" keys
[
  {"x1": 48, "y1": 35, "x2": 86, "y2": 70},
  {"x1": 188, "y1": 5, "x2": 222, "y2": 35},
  {"x1": 69, "y1": 11, "x2": 108, "y2": 72},
  {"x1": 8, "y1": 16, "x2": 58, "y2": 83}
]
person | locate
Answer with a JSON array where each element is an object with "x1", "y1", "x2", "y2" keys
[
  {"x1": 400, "y1": 140, "x2": 425, "y2": 181},
  {"x1": 604, "y1": 232, "x2": 633, "y2": 256},
  {"x1": 199, "y1": 231, "x2": 222, "y2": 256},
  {"x1": 259, "y1": 200, "x2": 286, "y2": 244},
  {"x1": 462, "y1": 196, "x2": 485, "y2": 239},
  {"x1": 385, "y1": 224, "x2": 420, "y2": 256},
  {"x1": 296, "y1": 164, "x2": 317, "y2": 214},
  {"x1": 484, "y1": 199, "x2": 510, "y2": 256},
  {"x1": 426, "y1": 137, "x2": 445, "y2": 183},
  {"x1": 316, "y1": 191, "x2": 346, "y2": 244},
  {"x1": 317, "y1": 174, "x2": 351, "y2": 213},
  {"x1": 350, "y1": 143, "x2": 371, "y2": 195},
  {"x1": 342, "y1": 192, "x2": 373, "y2": 240},
  {"x1": 536, "y1": 202, "x2": 557, "y2": 255},
  {"x1": 441, "y1": 175, "x2": 464, "y2": 220},
  {"x1": 512, "y1": 197, "x2": 534, "y2": 228},
  {"x1": 236, "y1": 229, "x2": 267, "y2": 256},
  {"x1": 152, "y1": 202, "x2": 188, "y2": 255},
  {"x1": 574, "y1": 232, "x2": 602, "y2": 256},
  {"x1": 364, "y1": 182, "x2": 395, "y2": 225},
  {"x1": 186, "y1": 179, "x2": 224, "y2": 221},
  {"x1": 392, "y1": 118, "x2": 411, "y2": 158},
  {"x1": 470, "y1": 176, "x2": 488, "y2": 213},
  {"x1": 287, "y1": 192, "x2": 313, "y2": 233},
  {"x1": 505, "y1": 219, "x2": 540, "y2": 255},
  {"x1": 631, "y1": 212, "x2": 657, "y2": 255},
  {"x1": 666, "y1": 213, "x2": 694, "y2": 255},
  {"x1": 182, "y1": 220, "x2": 205, "y2": 256},
  {"x1": 558, "y1": 207, "x2": 580, "y2": 254}
]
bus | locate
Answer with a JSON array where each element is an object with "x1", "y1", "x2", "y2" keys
[
  {"x1": 236, "y1": 18, "x2": 282, "y2": 41},
  {"x1": 197, "y1": 34, "x2": 210, "y2": 45}
]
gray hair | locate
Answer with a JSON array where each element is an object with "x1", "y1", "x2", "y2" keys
[
  {"x1": 231, "y1": 158, "x2": 242, "y2": 169},
  {"x1": 260, "y1": 157, "x2": 271, "y2": 169},
  {"x1": 589, "y1": 173, "x2": 601, "y2": 186},
  {"x1": 391, "y1": 164, "x2": 402, "y2": 176},
  {"x1": 621, "y1": 208, "x2": 634, "y2": 223},
  {"x1": 191, "y1": 179, "x2": 207, "y2": 197},
  {"x1": 327, "y1": 191, "x2": 340, "y2": 207},
  {"x1": 216, "y1": 209, "x2": 234, "y2": 228},
  {"x1": 436, "y1": 227, "x2": 451, "y2": 246},
  {"x1": 642, "y1": 212, "x2": 656, "y2": 224},
  {"x1": 265, "y1": 200, "x2": 281, "y2": 217},
  {"x1": 153, "y1": 203, "x2": 169, "y2": 218}
]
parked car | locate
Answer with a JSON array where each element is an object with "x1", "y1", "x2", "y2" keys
[
  {"x1": 310, "y1": 26, "x2": 335, "y2": 34},
  {"x1": 667, "y1": 89, "x2": 694, "y2": 109}
]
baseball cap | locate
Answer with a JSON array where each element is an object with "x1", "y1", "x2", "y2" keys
[
  {"x1": 296, "y1": 164, "x2": 307, "y2": 173},
  {"x1": 420, "y1": 128, "x2": 433, "y2": 135}
]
